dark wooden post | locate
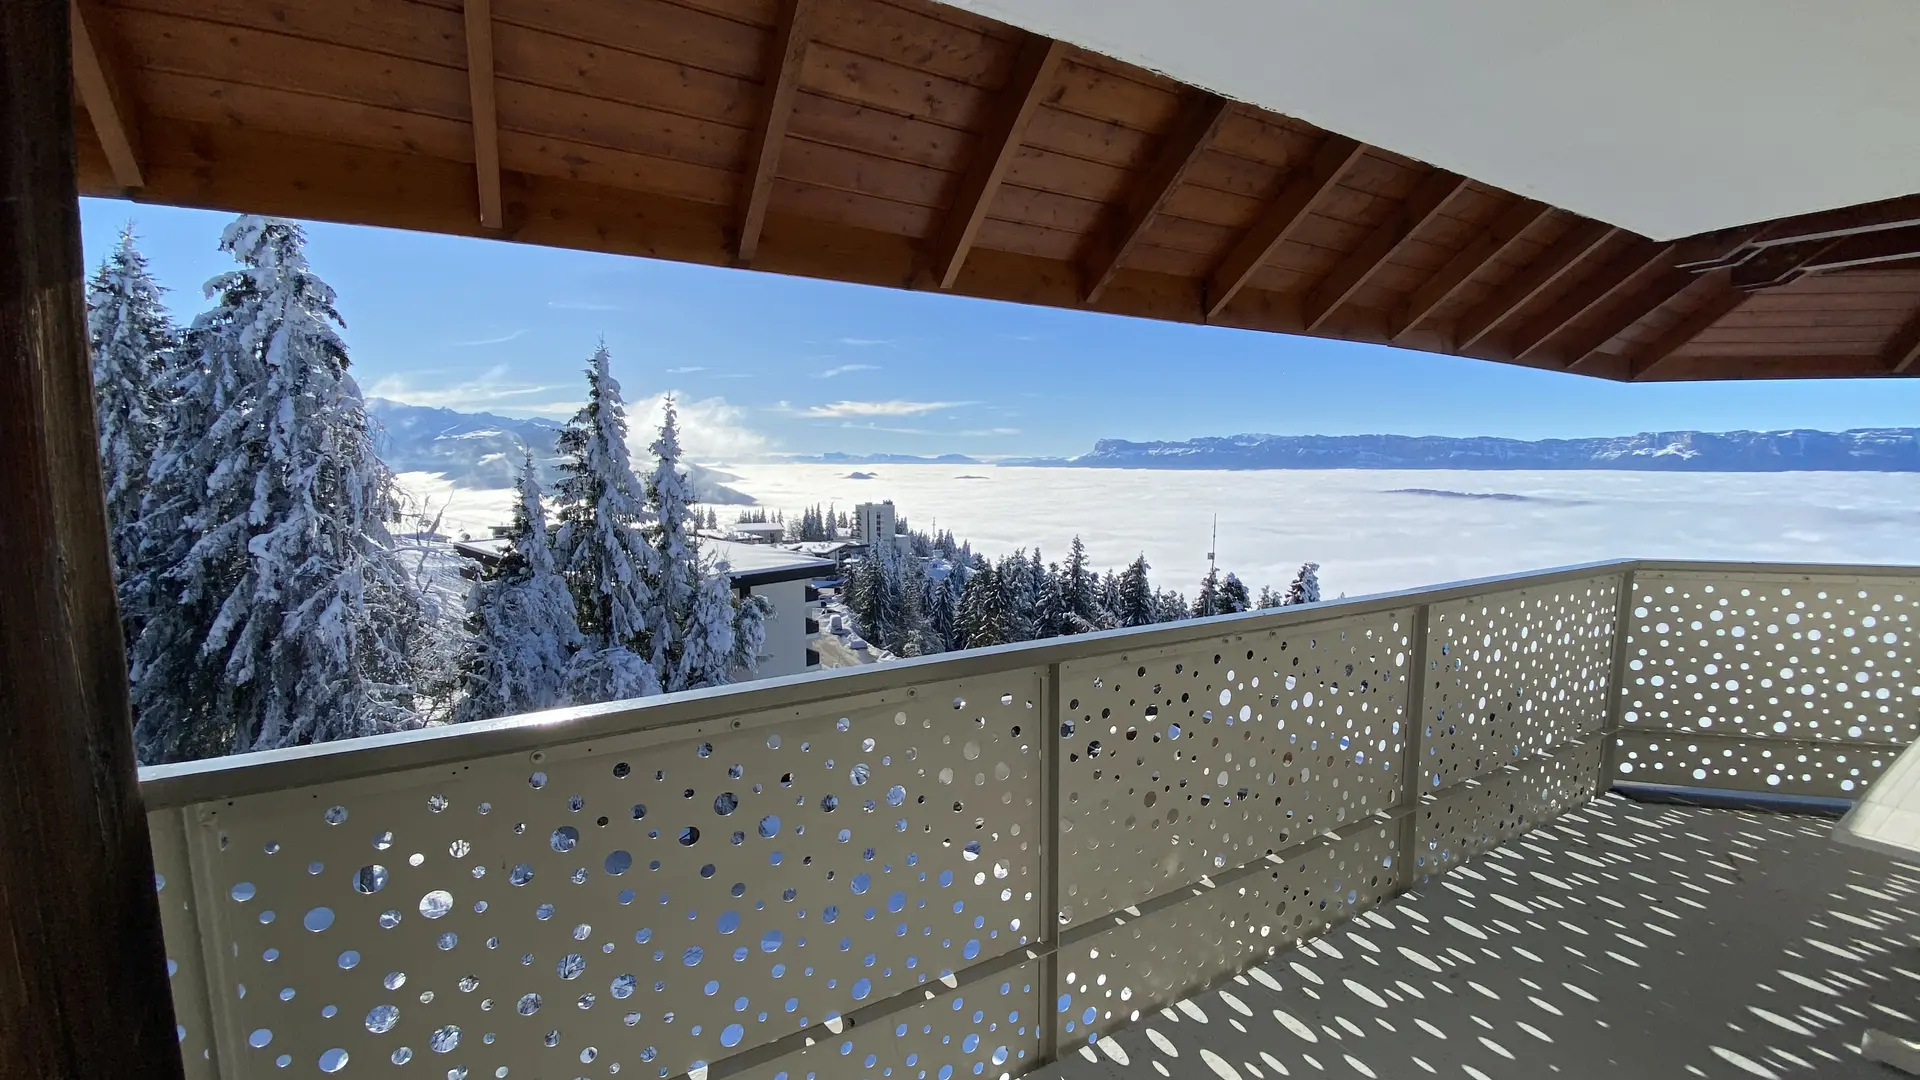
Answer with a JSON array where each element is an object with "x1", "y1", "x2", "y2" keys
[{"x1": 0, "y1": 2, "x2": 187, "y2": 1078}]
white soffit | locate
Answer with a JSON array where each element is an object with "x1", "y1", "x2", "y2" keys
[{"x1": 937, "y1": 0, "x2": 1920, "y2": 240}]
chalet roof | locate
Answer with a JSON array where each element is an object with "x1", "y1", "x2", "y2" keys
[{"x1": 69, "y1": 0, "x2": 1920, "y2": 381}]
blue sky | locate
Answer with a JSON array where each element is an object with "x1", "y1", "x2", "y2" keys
[{"x1": 82, "y1": 198, "x2": 1920, "y2": 462}]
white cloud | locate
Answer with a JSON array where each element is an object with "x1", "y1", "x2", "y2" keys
[
  {"x1": 366, "y1": 366, "x2": 579, "y2": 417},
  {"x1": 959, "y1": 428, "x2": 1023, "y2": 437},
  {"x1": 548, "y1": 299, "x2": 627, "y2": 312},
  {"x1": 837, "y1": 337, "x2": 894, "y2": 346},
  {"x1": 628, "y1": 391, "x2": 772, "y2": 462},
  {"x1": 665, "y1": 366, "x2": 706, "y2": 374},
  {"x1": 793, "y1": 399, "x2": 977, "y2": 418},
  {"x1": 814, "y1": 363, "x2": 880, "y2": 379},
  {"x1": 452, "y1": 328, "x2": 528, "y2": 347},
  {"x1": 366, "y1": 368, "x2": 774, "y2": 459},
  {"x1": 837, "y1": 421, "x2": 934, "y2": 436}
]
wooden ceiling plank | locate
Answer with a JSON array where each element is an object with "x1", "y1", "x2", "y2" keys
[
  {"x1": 1507, "y1": 239, "x2": 1672, "y2": 363},
  {"x1": 1391, "y1": 197, "x2": 1548, "y2": 342},
  {"x1": 1205, "y1": 134, "x2": 1365, "y2": 320},
  {"x1": 928, "y1": 34, "x2": 1067, "y2": 289},
  {"x1": 70, "y1": 0, "x2": 142, "y2": 189},
  {"x1": 1884, "y1": 304, "x2": 1920, "y2": 374},
  {"x1": 1302, "y1": 167, "x2": 1468, "y2": 332},
  {"x1": 1619, "y1": 271, "x2": 1750, "y2": 380},
  {"x1": 463, "y1": 0, "x2": 502, "y2": 229},
  {"x1": 736, "y1": 0, "x2": 815, "y2": 264},
  {"x1": 1079, "y1": 92, "x2": 1229, "y2": 304},
  {"x1": 1453, "y1": 219, "x2": 1615, "y2": 351}
]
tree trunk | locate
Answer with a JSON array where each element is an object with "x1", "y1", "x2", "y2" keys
[{"x1": 0, "y1": 2, "x2": 186, "y2": 1077}]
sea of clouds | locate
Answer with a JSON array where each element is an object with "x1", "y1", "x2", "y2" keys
[{"x1": 400, "y1": 465, "x2": 1920, "y2": 600}]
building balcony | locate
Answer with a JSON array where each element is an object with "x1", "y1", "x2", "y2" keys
[{"x1": 138, "y1": 559, "x2": 1917, "y2": 1080}]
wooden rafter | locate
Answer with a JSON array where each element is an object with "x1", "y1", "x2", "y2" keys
[
  {"x1": 70, "y1": 0, "x2": 142, "y2": 190},
  {"x1": 1557, "y1": 262, "x2": 1698, "y2": 370},
  {"x1": 1676, "y1": 194, "x2": 1920, "y2": 269},
  {"x1": 1506, "y1": 239, "x2": 1671, "y2": 363},
  {"x1": 462, "y1": 0, "x2": 501, "y2": 229},
  {"x1": 1206, "y1": 134, "x2": 1365, "y2": 321},
  {"x1": 1886, "y1": 304, "x2": 1920, "y2": 375},
  {"x1": 1453, "y1": 219, "x2": 1614, "y2": 351},
  {"x1": 1790, "y1": 224, "x2": 1920, "y2": 276},
  {"x1": 1080, "y1": 93, "x2": 1229, "y2": 304},
  {"x1": 1391, "y1": 197, "x2": 1548, "y2": 342},
  {"x1": 928, "y1": 35, "x2": 1067, "y2": 290},
  {"x1": 1727, "y1": 237, "x2": 1841, "y2": 291},
  {"x1": 1302, "y1": 168, "x2": 1467, "y2": 332},
  {"x1": 1625, "y1": 271, "x2": 1750, "y2": 381},
  {"x1": 735, "y1": 0, "x2": 815, "y2": 265}
]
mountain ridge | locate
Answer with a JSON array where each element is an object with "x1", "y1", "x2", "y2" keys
[{"x1": 999, "y1": 428, "x2": 1920, "y2": 471}]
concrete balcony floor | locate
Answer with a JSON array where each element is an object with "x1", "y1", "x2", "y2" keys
[{"x1": 1036, "y1": 794, "x2": 1920, "y2": 1080}]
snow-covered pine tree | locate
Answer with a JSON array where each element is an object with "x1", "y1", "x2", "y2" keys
[
  {"x1": 676, "y1": 554, "x2": 739, "y2": 689},
  {"x1": 1286, "y1": 562, "x2": 1322, "y2": 605},
  {"x1": 130, "y1": 216, "x2": 423, "y2": 762},
  {"x1": 86, "y1": 223, "x2": 175, "y2": 641},
  {"x1": 1061, "y1": 535, "x2": 1106, "y2": 631},
  {"x1": 731, "y1": 588, "x2": 772, "y2": 674},
  {"x1": 1219, "y1": 572, "x2": 1252, "y2": 614},
  {"x1": 552, "y1": 342, "x2": 660, "y2": 697},
  {"x1": 1157, "y1": 589, "x2": 1191, "y2": 623},
  {"x1": 1192, "y1": 567, "x2": 1222, "y2": 618},
  {"x1": 1116, "y1": 555, "x2": 1156, "y2": 627},
  {"x1": 640, "y1": 396, "x2": 704, "y2": 687},
  {"x1": 457, "y1": 453, "x2": 582, "y2": 723},
  {"x1": 958, "y1": 564, "x2": 1010, "y2": 649},
  {"x1": 1256, "y1": 585, "x2": 1283, "y2": 609},
  {"x1": 1035, "y1": 562, "x2": 1074, "y2": 638}
]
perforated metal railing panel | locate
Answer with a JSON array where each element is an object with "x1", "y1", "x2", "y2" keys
[
  {"x1": 1054, "y1": 609, "x2": 1412, "y2": 926},
  {"x1": 144, "y1": 560, "x2": 1915, "y2": 1080},
  {"x1": 152, "y1": 670, "x2": 1046, "y2": 1080},
  {"x1": 1614, "y1": 568, "x2": 1920, "y2": 797},
  {"x1": 1421, "y1": 574, "x2": 1620, "y2": 793}
]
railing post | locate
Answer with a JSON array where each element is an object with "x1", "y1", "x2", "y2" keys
[
  {"x1": 1396, "y1": 604, "x2": 1432, "y2": 889},
  {"x1": 1596, "y1": 566, "x2": 1638, "y2": 792},
  {"x1": 1038, "y1": 660, "x2": 1062, "y2": 1064}
]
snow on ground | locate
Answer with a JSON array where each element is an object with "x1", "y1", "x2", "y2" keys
[{"x1": 395, "y1": 465, "x2": 1920, "y2": 600}]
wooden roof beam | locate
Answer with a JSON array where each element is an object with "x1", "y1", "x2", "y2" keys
[
  {"x1": 1790, "y1": 224, "x2": 1920, "y2": 275},
  {"x1": 1206, "y1": 134, "x2": 1365, "y2": 321},
  {"x1": 1885, "y1": 304, "x2": 1920, "y2": 375},
  {"x1": 70, "y1": 0, "x2": 142, "y2": 190},
  {"x1": 736, "y1": 0, "x2": 815, "y2": 265},
  {"x1": 1390, "y1": 197, "x2": 1549, "y2": 343},
  {"x1": 929, "y1": 36, "x2": 1067, "y2": 290},
  {"x1": 1675, "y1": 194, "x2": 1920, "y2": 270},
  {"x1": 1612, "y1": 271, "x2": 1749, "y2": 380},
  {"x1": 1506, "y1": 239, "x2": 1672, "y2": 364},
  {"x1": 1302, "y1": 168, "x2": 1467, "y2": 332},
  {"x1": 1080, "y1": 93, "x2": 1230, "y2": 304},
  {"x1": 462, "y1": 0, "x2": 501, "y2": 229},
  {"x1": 1453, "y1": 219, "x2": 1614, "y2": 351},
  {"x1": 1558, "y1": 260, "x2": 1705, "y2": 372}
]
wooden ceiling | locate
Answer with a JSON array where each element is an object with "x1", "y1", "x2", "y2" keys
[{"x1": 68, "y1": 0, "x2": 1920, "y2": 380}]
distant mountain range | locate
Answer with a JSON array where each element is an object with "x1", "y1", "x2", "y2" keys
[
  {"x1": 1000, "y1": 429, "x2": 1920, "y2": 472},
  {"x1": 366, "y1": 399, "x2": 752, "y2": 503},
  {"x1": 784, "y1": 451, "x2": 981, "y2": 465}
]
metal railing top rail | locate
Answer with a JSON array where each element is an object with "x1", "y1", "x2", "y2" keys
[{"x1": 136, "y1": 557, "x2": 1920, "y2": 810}]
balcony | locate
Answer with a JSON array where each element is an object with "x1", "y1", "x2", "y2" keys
[{"x1": 139, "y1": 559, "x2": 1917, "y2": 1080}]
